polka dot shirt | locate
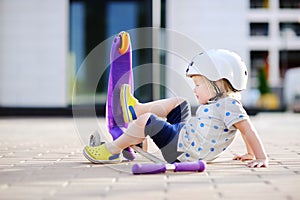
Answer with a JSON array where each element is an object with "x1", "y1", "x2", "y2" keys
[{"x1": 177, "y1": 97, "x2": 248, "y2": 162}]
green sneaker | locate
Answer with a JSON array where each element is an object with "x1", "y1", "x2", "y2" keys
[
  {"x1": 83, "y1": 144, "x2": 121, "y2": 164},
  {"x1": 120, "y1": 84, "x2": 138, "y2": 123}
]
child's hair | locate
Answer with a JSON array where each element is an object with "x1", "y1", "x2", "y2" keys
[
  {"x1": 200, "y1": 75, "x2": 242, "y2": 101},
  {"x1": 217, "y1": 79, "x2": 241, "y2": 101}
]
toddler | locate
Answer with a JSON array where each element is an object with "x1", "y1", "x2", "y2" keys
[{"x1": 83, "y1": 49, "x2": 268, "y2": 168}]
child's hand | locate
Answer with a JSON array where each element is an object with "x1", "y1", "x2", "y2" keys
[
  {"x1": 247, "y1": 159, "x2": 268, "y2": 168},
  {"x1": 232, "y1": 153, "x2": 254, "y2": 161}
]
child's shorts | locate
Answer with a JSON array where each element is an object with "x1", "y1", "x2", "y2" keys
[{"x1": 144, "y1": 100, "x2": 191, "y2": 163}]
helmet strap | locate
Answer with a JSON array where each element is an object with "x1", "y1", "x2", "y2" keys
[{"x1": 207, "y1": 81, "x2": 223, "y2": 104}]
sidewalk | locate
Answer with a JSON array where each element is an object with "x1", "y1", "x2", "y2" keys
[{"x1": 0, "y1": 113, "x2": 299, "y2": 200}]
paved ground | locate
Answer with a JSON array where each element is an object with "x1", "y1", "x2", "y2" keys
[{"x1": 0, "y1": 113, "x2": 299, "y2": 200}]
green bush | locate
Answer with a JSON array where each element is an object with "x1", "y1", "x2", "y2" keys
[{"x1": 258, "y1": 67, "x2": 271, "y2": 95}]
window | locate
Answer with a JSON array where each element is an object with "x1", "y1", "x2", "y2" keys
[
  {"x1": 279, "y1": 50, "x2": 300, "y2": 78},
  {"x1": 279, "y1": 0, "x2": 300, "y2": 9},
  {"x1": 280, "y1": 22, "x2": 300, "y2": 37},
  {"x1": 250, "y1": 51, "x2": 269, "y2": 88},
  {"x1": 250, "y1": 51, "x2": 269, "y2": 78},
  {"x1": 70, "y1": 0, "x2": 153, "y2": 104},
  {"x1": 250, "y1": 0, "x2": 269, "y2": 8},
  {"x1": 250, "y1": 23, "x2": 269, "y2": 36}
]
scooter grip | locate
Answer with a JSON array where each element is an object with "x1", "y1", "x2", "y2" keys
[
  {"x1": 132, "y1": 163, "x2": 166, "y2": 175},
  {"x1": 174, "y1": 160, "x2": 206, "y2": 172}
]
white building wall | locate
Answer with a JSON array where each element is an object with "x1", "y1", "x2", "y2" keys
[
  {"x1": 166, "y1": 0, "x2": 247, "y2": 106},
  {"x1": 0, "y1": 0, "x2": 69, "y2": 107}
]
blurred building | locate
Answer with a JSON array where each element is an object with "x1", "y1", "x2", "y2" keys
[
  {"x1": 166, "y1": 0, "x2": 300, "y2": 108},
  {"x1": 0, "y1": 0, "x2": 153, "y2": 114},
  {"x1": 0, "y1": 0, "x2": 300, "y2": 114}
]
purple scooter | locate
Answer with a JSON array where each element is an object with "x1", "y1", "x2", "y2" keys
[
  {"x1": 106, "y1": 31, "x2": 135, "y2": 160},
  {"x1": 101, "y1": 31, "x2": 206, "y2": 174}
]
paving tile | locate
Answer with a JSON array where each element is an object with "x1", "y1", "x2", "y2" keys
[
  {"x1": 0, "y1": 114, "x2": 299, "y2": 200},
  {"x1": 0, "y1": 185, "x2": 56, "y2": 200}
]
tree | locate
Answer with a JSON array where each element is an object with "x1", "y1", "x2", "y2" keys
[{"x1": 257, "y1": 67, "x2": 271, "y2": 95}]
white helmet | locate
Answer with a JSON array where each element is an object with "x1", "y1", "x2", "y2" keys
[{"x1": 186, "y1": 49, "x2": 248, "y2": 91}]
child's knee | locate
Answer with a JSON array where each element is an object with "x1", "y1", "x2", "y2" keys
[
  {"x1": 125, "y1": 113, "x2": 152, "y2": 140},
  {"x1": 135, "y1": 113, "x2": 152, "y2": 127},
  {"x1": 174, "y1": 97, "x2": 186, "y2": 106}
]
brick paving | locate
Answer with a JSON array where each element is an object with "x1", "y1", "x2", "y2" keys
[{"x1": 0, "y1": 113, "x2": 299, "y2": 200}]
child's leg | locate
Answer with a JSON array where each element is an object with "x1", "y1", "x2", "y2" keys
[
  {"x1": 83, "y1": 115, "x2": 149, "y2": 163},
  {"x1": 84, "y1": 109, "x2": 185, "y2": 163},
  {"x1": 121, "y1": 84, "x2": 184, "y2": 123},
  {"x1": 134, "y1": 97, "x2": 185, "y2": 118},
  {"x1": 106, "y1": 113, "x2": 151, "y2": 154},
  {"x1": 108, "y1": 100, "x2": 190, "y2": 159}
]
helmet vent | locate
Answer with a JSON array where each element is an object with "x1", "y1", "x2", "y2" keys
[{"x1": 186, "y1": 61, "x2": 193, "y2": 73}]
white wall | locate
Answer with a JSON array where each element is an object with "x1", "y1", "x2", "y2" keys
[
  {"x1": 0, "y1": 0, "x2": 69, "y2": 107},
  {"x1": 166, "y1": 0, "x2": 247, "y2": 106}
]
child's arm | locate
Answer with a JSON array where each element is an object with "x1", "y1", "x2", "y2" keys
[
  {"x1": 234, "y1": 119, "x2": 268, "y2": 168},
  {"x1": 232, "y1": 133, "x2": 255, "y2": 161}
]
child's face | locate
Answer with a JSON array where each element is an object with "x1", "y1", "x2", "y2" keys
[{"x1": 192, "y1": 75, "x2": 215, "y2": 104}]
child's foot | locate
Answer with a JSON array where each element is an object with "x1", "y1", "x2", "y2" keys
[
  {"x1": 83, "y1": 144, "x2": 121, "y2": 164},
  {"x1": 120, "y1": 84, "x2": 138, "y2": 123}
]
